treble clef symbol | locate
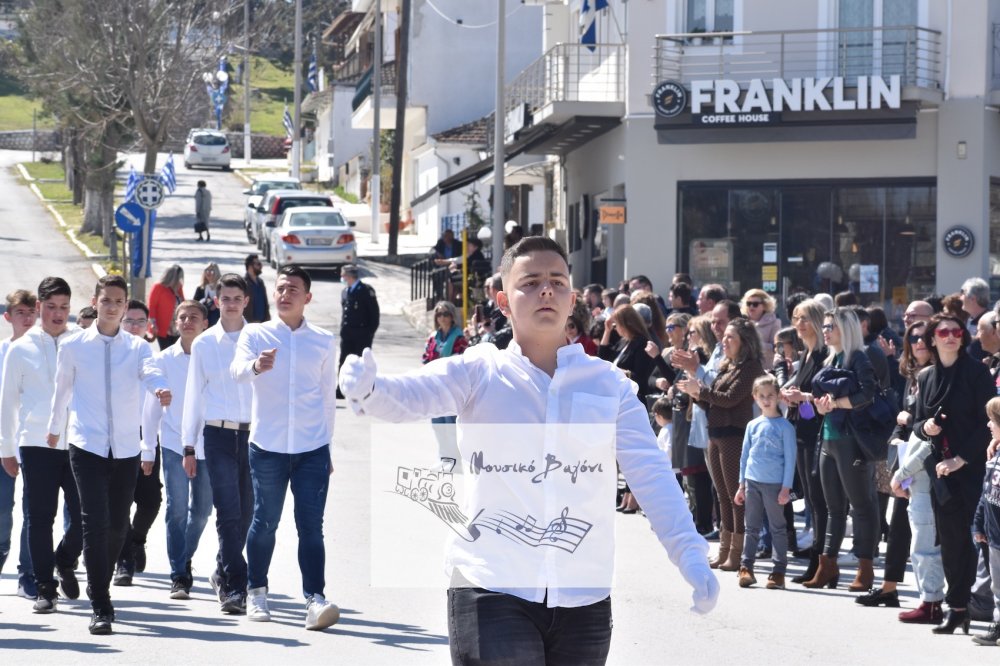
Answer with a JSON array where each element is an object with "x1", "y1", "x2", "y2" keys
[{"x1": 548, "y1": 507, "x2": 569, "y2": 542}]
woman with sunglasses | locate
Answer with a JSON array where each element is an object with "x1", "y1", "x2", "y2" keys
[
  {"x1": 741, "y1": 289, "x2": 779, "y2": 371},
  {"x1": 565, "y1": 313, "x2": 598, "y2": 356},
  {"x1": 859, "y1": 321, "x2": 944, "y2": 621},
  {"x1": 909, "y1": 314, "x2": 994, "y2": 634},
  {"x1": 807, "y1": 307, "x2": 880, "y2": 592}
]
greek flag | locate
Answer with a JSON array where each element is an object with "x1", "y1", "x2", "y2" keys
[
  {"x1": 580, "y1": 0, "x2": 608, "y2": 52},
  {"x1": 124, "y1": 166, "x2": 139, "y2": 202},
  {"x1": 307, "y1": 48, "x2": 318, "y2": 93},
  {"x1": 282, "y1": 104, "x2": 294, "y2": 138},
  {"x1": 159, "y1": 153, "x2": 177, "y2": 194}
]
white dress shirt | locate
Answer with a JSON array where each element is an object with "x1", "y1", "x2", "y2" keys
[
  {"x1": 144, "y1": 342, "x2": 202, "y2": 461},
  {"x1": 353, "y1": 341, "x2": 707, "y2": 608},
  {"x1": 231, "y1": 317, "x2": 337, "y2": 456},
  {"x1": 182, "y1": 322, "x2": 252, "y2": 457},
  {"x1": 0, "y1": 326, "x2": 79, "y2": 457},
  {"x1": 48, "y1": 325, "x2": 167, "y2": 459}
]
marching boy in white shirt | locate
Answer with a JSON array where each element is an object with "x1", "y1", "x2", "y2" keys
[
  {"x1": 47, "y1": 275, "x2": 171, "y2": 636},
  {"x1": 340, "y1": 237, "x2": 719, "y2": 664}
]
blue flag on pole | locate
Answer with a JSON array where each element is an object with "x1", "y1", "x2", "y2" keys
[
  {"x1": 159, "y1": 153, "x2": 177, "y2": 194},
  {"x1": 124, "y1": 166, "x2": 139, "y2": 202},
  {"x1": 282, "y1": 104, "x2": 294, "y2": 138},
  {"x1": 580, "y1": 0, "x2": 609, "y2": 52},
  {"x1": 307, "y1": 47, "x2": 318, "y2": 93}
]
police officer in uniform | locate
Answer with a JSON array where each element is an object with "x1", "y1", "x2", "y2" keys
[{"x1": 338, "y1": 265, "x2": 380, "y2": 397}]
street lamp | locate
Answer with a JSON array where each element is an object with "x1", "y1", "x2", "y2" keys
[{"x1": 202, "y1": 59, "x2": 230, "y2": 130}]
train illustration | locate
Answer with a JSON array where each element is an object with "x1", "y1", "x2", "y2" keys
[{"x1": 395, "y1": 457, "x2": 457, "y2": 504}]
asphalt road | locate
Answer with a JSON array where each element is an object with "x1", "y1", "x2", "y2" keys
[{"x1": 0, "y1": 152, "x2": 995, "y2": 664}]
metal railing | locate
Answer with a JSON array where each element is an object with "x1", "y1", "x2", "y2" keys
[
  {"x1": 410, "y1": 257, "x2": 452, "y2": 311},
  {"x1": 654, "y1": 26, "x2": 942, "y2": 90},
  {"x1": 331, "y1": 50, "x2": 369, "y2": 85}
]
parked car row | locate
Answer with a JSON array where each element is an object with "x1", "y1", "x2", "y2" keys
[{"x1": 242, "y1": 176, "x2": 357, "y2": 272}]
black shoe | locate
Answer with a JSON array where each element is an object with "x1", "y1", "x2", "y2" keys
[
  {"x1": 932, "y1": 609, "x2": 971, "y2": 635},
  {"x1": 132, "y1": 542, "x2": 146, "y2": 573},
  {"x1": 33, "y1": 583, "x2": 58, "y2": 614},
  {"x1": 972, "y1": 622, "x2": 1000, "y2": 646},
  {"x1": 855, "y1": 588, "x2": 900, "y2": 607},
  {"x1": 220, "y1": 590, "x2": 246, "y2": 615},
  {"x1": 170, "y1": 577, "x2": 191, "y2": 600},
  {"x1": 89, "y1": 610, "x2": 113, "y2": 635},
  {"x1": 56, "y1": 565, "x2": 80, "y2": 600},
  {"x1": 700, "y1": 529, "x2": 720, "y2": 541},
  {"x1": 112, "y1": 560, "x2": 134, "y2": 587},
  {"x1": 209, "y1": 570, "x2": 226, "y2": 603}
]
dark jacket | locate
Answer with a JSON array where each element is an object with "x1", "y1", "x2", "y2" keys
[
  {"x1": 600, "y1": 337, "x2": 656, "y2": 402},
  {"x1": 697, "y1": 356, "x2": 764, "y2": 437},
  {"x1": 243, "y1": 273, "x2": 271, "y2": 323},
  {"x1": 973, "y1": 450, "x2": 1000, "y2": 548},
  {"x1": 341, "y1": 280, "x2": 380, "y2": 341}
]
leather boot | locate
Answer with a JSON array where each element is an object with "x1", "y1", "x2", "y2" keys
[
  {"x1": 898, "y1": 601, "x2": 944, "y2": 624},
  {"x1": 848, "y1": 558, "x2": 875, "y2": 592},
  {"x1": 709, "y1": 530, "x2": 732, "y2": 569},
  {"x1": 802, "y1": 554, "x2": 840, "y2": 589},
  {"x1": 792, "y1": 548, "x2": 819, "y2": 584},
  {"x1": 719, "y1": 532, "x2": 745, "y2": 571}
]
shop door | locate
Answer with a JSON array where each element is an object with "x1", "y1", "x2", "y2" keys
[
  {"x1": 779, "y1": 188, "x2": 835, "y2": 304},
  {"x1": 728, "y1": 188, "x2": 779, "y2": 299}
]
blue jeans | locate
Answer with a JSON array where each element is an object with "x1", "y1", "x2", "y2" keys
[
  {"x1": 0, "y1": 467, "x2": 32, "y2": 579},
  {"x1": 741, "y1": 480, "x2": 789, "y2": 574},
  {"x1": 162, "y1": 448, "x2": 214, "y2": 580},
  {"x1": 907, "y1": 474, "x2": 945, "y2": 602},
  {"x1": 203, "y1": 425, "x2": 253, "y2": 595},
  {"x1": 247, "y1": 443, "x2": 330, "y2": 598},
  {"x1": 447, "y1": 586, "x2": 612, "y2": 665}
]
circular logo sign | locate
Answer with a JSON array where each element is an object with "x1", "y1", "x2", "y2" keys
[
  {"x1": 942, "y1": 225, "x2": 975, "y2": 258},
  {"x1": 652, "y1": 80, "x2": 687, "y2": 118},
  {"x1": 136, "y1": 178, "x2": 165, "y2": 210}
]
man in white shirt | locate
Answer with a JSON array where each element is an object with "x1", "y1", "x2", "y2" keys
[
  {"x1": 231, "y1": 265, "x2": 339, "y2": 631},
  {"x1": 340, "y1": 237, "x2": 719, "y2": 663},
  {"x1": 0, "y1": 288, "x2": 39, "y2": 601},
  {"x1": 143, "y1": 300, "x2": 211, "y2": 601},
  {"x1": 182, "y1": 274, "x2": 255, "y2": 615},
  {"x1": 47, "y1": 275, "x2": 171, "y2": 636},
  {"x1": 0, "y1": 280, "x2": 75, "y2": 612}
]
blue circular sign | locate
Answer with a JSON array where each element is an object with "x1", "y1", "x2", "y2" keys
[{"x1": 114, "y1": 201, "x2": 146, "y2": 233}]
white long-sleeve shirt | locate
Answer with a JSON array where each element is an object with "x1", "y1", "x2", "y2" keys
[
  {"x1": 182, "y1": 322, "x2": 252, "y2": 458},
  {"x1": 48, "y1": 325, "x2": 167, "y2": 459},
  {"x1": 352, "y1": 341, "x2": 708, "y2": 608},
  {"x1": 0, "y1": 326, "x2": 78, "y2": 457},
  {"x1": 231, "y1": 317, "x2": 337, "y2": 456},
  {"x1": 143, "y1": 342, "x2": 201, "y2": 461}
]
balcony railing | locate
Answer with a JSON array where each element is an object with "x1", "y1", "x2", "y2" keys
[
  {"x1": 654, "y1": 26, "x2": 942, "y2": 91},
  {"x1": 499, "y1": 42, "x2": 625, "y2": 133},
  {"x1": 351, "y1": 60, "x2": 398, "y2": 112},
  {"x1": 331, "y1": 50, "x2": 369, "y2": 85}
]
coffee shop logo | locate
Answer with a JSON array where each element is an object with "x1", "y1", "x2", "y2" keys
[
  {"x1": 653, "y1": 80, "x2": 687, "y2": 118},
  {"x1": 942, "y1": 225, "x2": 974, "y2": 258}
]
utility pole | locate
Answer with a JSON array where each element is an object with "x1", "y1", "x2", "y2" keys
[
  {"x1": 492, "y1": 0, "x2": 506, "y2": 268},
  {"x1": 371, "y1": 0, "x2": 382, "y2": 243},
  {"x1": 388, "y1": 0, "x2": 410, "y2": 258},
  {"x1": 291, "y1": 0, "x2": 303, "y2": 179},
  {"x1": 243, "y1": 0, "x2": 251, "y2": 165}
]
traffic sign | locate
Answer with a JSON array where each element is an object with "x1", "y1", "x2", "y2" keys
[
  {"x1": 136, "y1": 177, "x2": 165, "y2": 210},
  {"x1": 115, "y1": 201, "x2": 145, "y2": 233}
]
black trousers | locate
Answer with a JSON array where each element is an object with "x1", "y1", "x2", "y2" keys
[
  {"x1": 819, "y1": 438, "x2": 879, "y2": 559},
  {"x1": 119, "y1": 443, "x2": 162, "y2": 564},
  {"x1": 338, "y1": 329, "x2": 374, "y2": 368},
  {"x1": 933, "y1": 491, "x2": 979, "y2": 609},
  {"x1": 883, "y1": 495, "x2": 911, "y2": 583},
  {"x1": 69, "y1": 446, "x2": 139, "y2": 610},
  {"x1": 21, "y1": 447, "x2": 83, "y2": 588},
  {"x1": 797, "y1": 441, "x2": 827, "y2": 552},
  {"x1": 686, "y1": 470, "x2": 713, "y2": 534}
]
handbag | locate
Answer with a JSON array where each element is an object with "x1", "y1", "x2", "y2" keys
[{"x1": 194, "y1": 221, "x2": 208, "y2": 233}]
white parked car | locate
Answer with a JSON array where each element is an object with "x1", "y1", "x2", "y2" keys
[
  {"x1": 183, "y1": 129, "x2": 231, "y2": 170},
  {"x1": 267, "y1": 206, "x2": 357, "y2": 272},
  {"x1": 243, "y1": 175, "x2": 301, "y2": 242}
]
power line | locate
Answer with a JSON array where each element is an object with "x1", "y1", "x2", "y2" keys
[{"x1": 424, "y1": 0, "x2": 523, "y2": 30}]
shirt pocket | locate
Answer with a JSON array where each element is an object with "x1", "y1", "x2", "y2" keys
[{"x1": 570, "y1": 392, "x2": 619, "y2": 425}]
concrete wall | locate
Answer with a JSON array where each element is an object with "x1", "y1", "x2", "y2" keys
[
  {"x1": 0, "y1": 130, "x2": 60, "y2": 151},
  {"x1": 315, "y1": 85, "x2": 372, "y2": 184}
]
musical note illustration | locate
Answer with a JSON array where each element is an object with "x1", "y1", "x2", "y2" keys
[{"x1": 472, "y1": 506, "x2": 592, "y2": 553}]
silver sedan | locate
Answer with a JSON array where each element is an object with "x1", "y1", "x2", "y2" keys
[{"x1": 268, "y1": 206, "x2": 357, "y2": 272}]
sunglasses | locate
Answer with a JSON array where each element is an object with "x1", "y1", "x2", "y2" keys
[
  {"x1": 907, "y1": 333, "x2": 925, "y2": 344},
  {"x1": 934, "y1": 327, "x2": 963, "y2": 339},
  {"x1": 746, "y1": 301, "x2": 763, "y2": 308},
  {"x1": 666, "y1": 324, "x2": 678, "y2": 332},
  {"x1": 821, "y1": 324, "x2": 836, "y2": 332}
]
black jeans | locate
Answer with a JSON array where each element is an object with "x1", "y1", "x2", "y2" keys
[
  {"x1": 933, "y1": 491, "x2": 979, "y2": 609},
  {"x1": 21, "y1": 447, "x2": 82, "y2": 588},
  {"x1": 819, "y1": 437, "x2": 879, "y2": 559},
  {"x1": 447, "y1": 586, "x2": 612, "y2": 666},
  {"x1": 797, "y1": 440, "x2": 827, "y2": 552},
  {"x1": 69, "y1": 446, "x2": 139, "y2": 610},
  {"x1": 203, "y1": 425, "x2": 253, "y2": 594},
  {"x1": 883, "y1": 495, "x2": 911, "y2": 583},
  {"x1": 119, "y1": 443, "x2": 162, "y2": 562},
  {"x1": 686, "y1": 470, "x2": 713, "y2": 534}
]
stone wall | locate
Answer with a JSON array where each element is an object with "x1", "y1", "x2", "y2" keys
[{"x1": 0, "y1": 130, "x2": 61, "y2": 151}]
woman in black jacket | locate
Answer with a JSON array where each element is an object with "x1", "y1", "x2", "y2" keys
[
  {"x1": 779, "y1": 298, "x2": 829, "y2": 584},
  {"x1": 912, "y1": 314, "x2": 995, "y2": 634},
  {"x1": 599, "y1": 304, "x2": 656, "y2": 403}
]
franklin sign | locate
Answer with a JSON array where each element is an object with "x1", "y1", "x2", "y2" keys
[{"x1": 690, "y1": 75, "x2": 901, "y2": 115}]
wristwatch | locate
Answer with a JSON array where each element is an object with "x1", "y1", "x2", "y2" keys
[{"x1": 183, "y1": 446, "x2": 196, "y2": 458}]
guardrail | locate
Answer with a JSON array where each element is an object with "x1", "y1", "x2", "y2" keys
[{"x1": 410, "y1": 257, "x2": 451, "y2": 311}]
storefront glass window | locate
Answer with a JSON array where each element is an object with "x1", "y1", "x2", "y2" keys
[{"x1": 686, "y1": 0, "x2": 734, "y2": 33}]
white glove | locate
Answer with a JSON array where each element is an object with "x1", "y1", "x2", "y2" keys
[
  {"x1": 339, "y1": 348, "x2": 377, "y2": 401},
  {"x1": 681, "y1": 559, "x2": 719, "y2": 615}
]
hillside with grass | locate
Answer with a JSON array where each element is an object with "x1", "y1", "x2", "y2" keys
[{"x1": 0, "y1": 72, "x2": 54, "y2": 131}]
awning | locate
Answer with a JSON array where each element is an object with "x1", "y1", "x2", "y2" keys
[{"x1": 436, "y1": 123, "x2": 558, "y2": 196}]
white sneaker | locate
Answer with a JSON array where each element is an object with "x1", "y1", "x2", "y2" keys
[
  {"x1": 305, "y1": 594, "x2": 340, "y2": 631},
  {"x1": 247, "y1": 586, "x2": 270, "y2": 622},
  {"x1": 841, "y1": 551, "x2": 860, "y2": 566},
  {"x1": 796, "y1": 528, "x2": 814, "y2": 550}
]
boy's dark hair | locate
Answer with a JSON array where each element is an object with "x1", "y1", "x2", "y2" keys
[
  {"x1": 126, "y1": 299, "x2": 149, "y2": 317},
  {"x1": 278, "y1": 264, "x2": 312, "y2": 293},
  {"x1": 673, "y1": 272, "x2": 693, "y2": 286},
  {"x1": 38, "y1": 277, "x2": 71, "y2": 301},
  {"x1": 176, "y1": 299, "x2": 208, "y2": 320},
  {"x1": 601, "y1": 288, "x2": 619, "y2": 302},
  {"x1": 6, "y1": 289, "x2": 36, "y2": 310},
  {"x1": 94, "y1": 274, "x2": 128, "y2": 298},
  {"x1": 652, "y1": 396, "x2": 673, "y2": 419},
  {"x1": 499, "y1": 236, "x2": 568, "y2": 281},
  {"x1": 629, "y1": 274, "x2": 653, "y2": 290},
  {"x1": 701, "y1": 284, "x2": 728, "y2": 305},
  {"x1": 850, "y1": 305, "x2": 871, "y2": 326},
  {"x1": 584, "y1": 283, "x2": 604, "y2": 297},
  {"x1": 244, "y1": 254, "x2": 260, "y2": 270},
  {"x1": 217, "y1": 273, "x2": 249, "y2": 296},
  {"x1": 784, "y1": 291, "x2": 811, "y2": 320},
  {"x1": 78, "y1": 306, "x2": 97, "y2": 320},
  {"x1": 834, "y1": 290, "x2": 858, "y2": 307},
  {"x1": 669, "y1": 282, "x2": 692, "y2": 304}
]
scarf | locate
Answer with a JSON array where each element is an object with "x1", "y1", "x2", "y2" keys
[{"x1": 435, "y1": 326, "x2": 462, "y2": 358}]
